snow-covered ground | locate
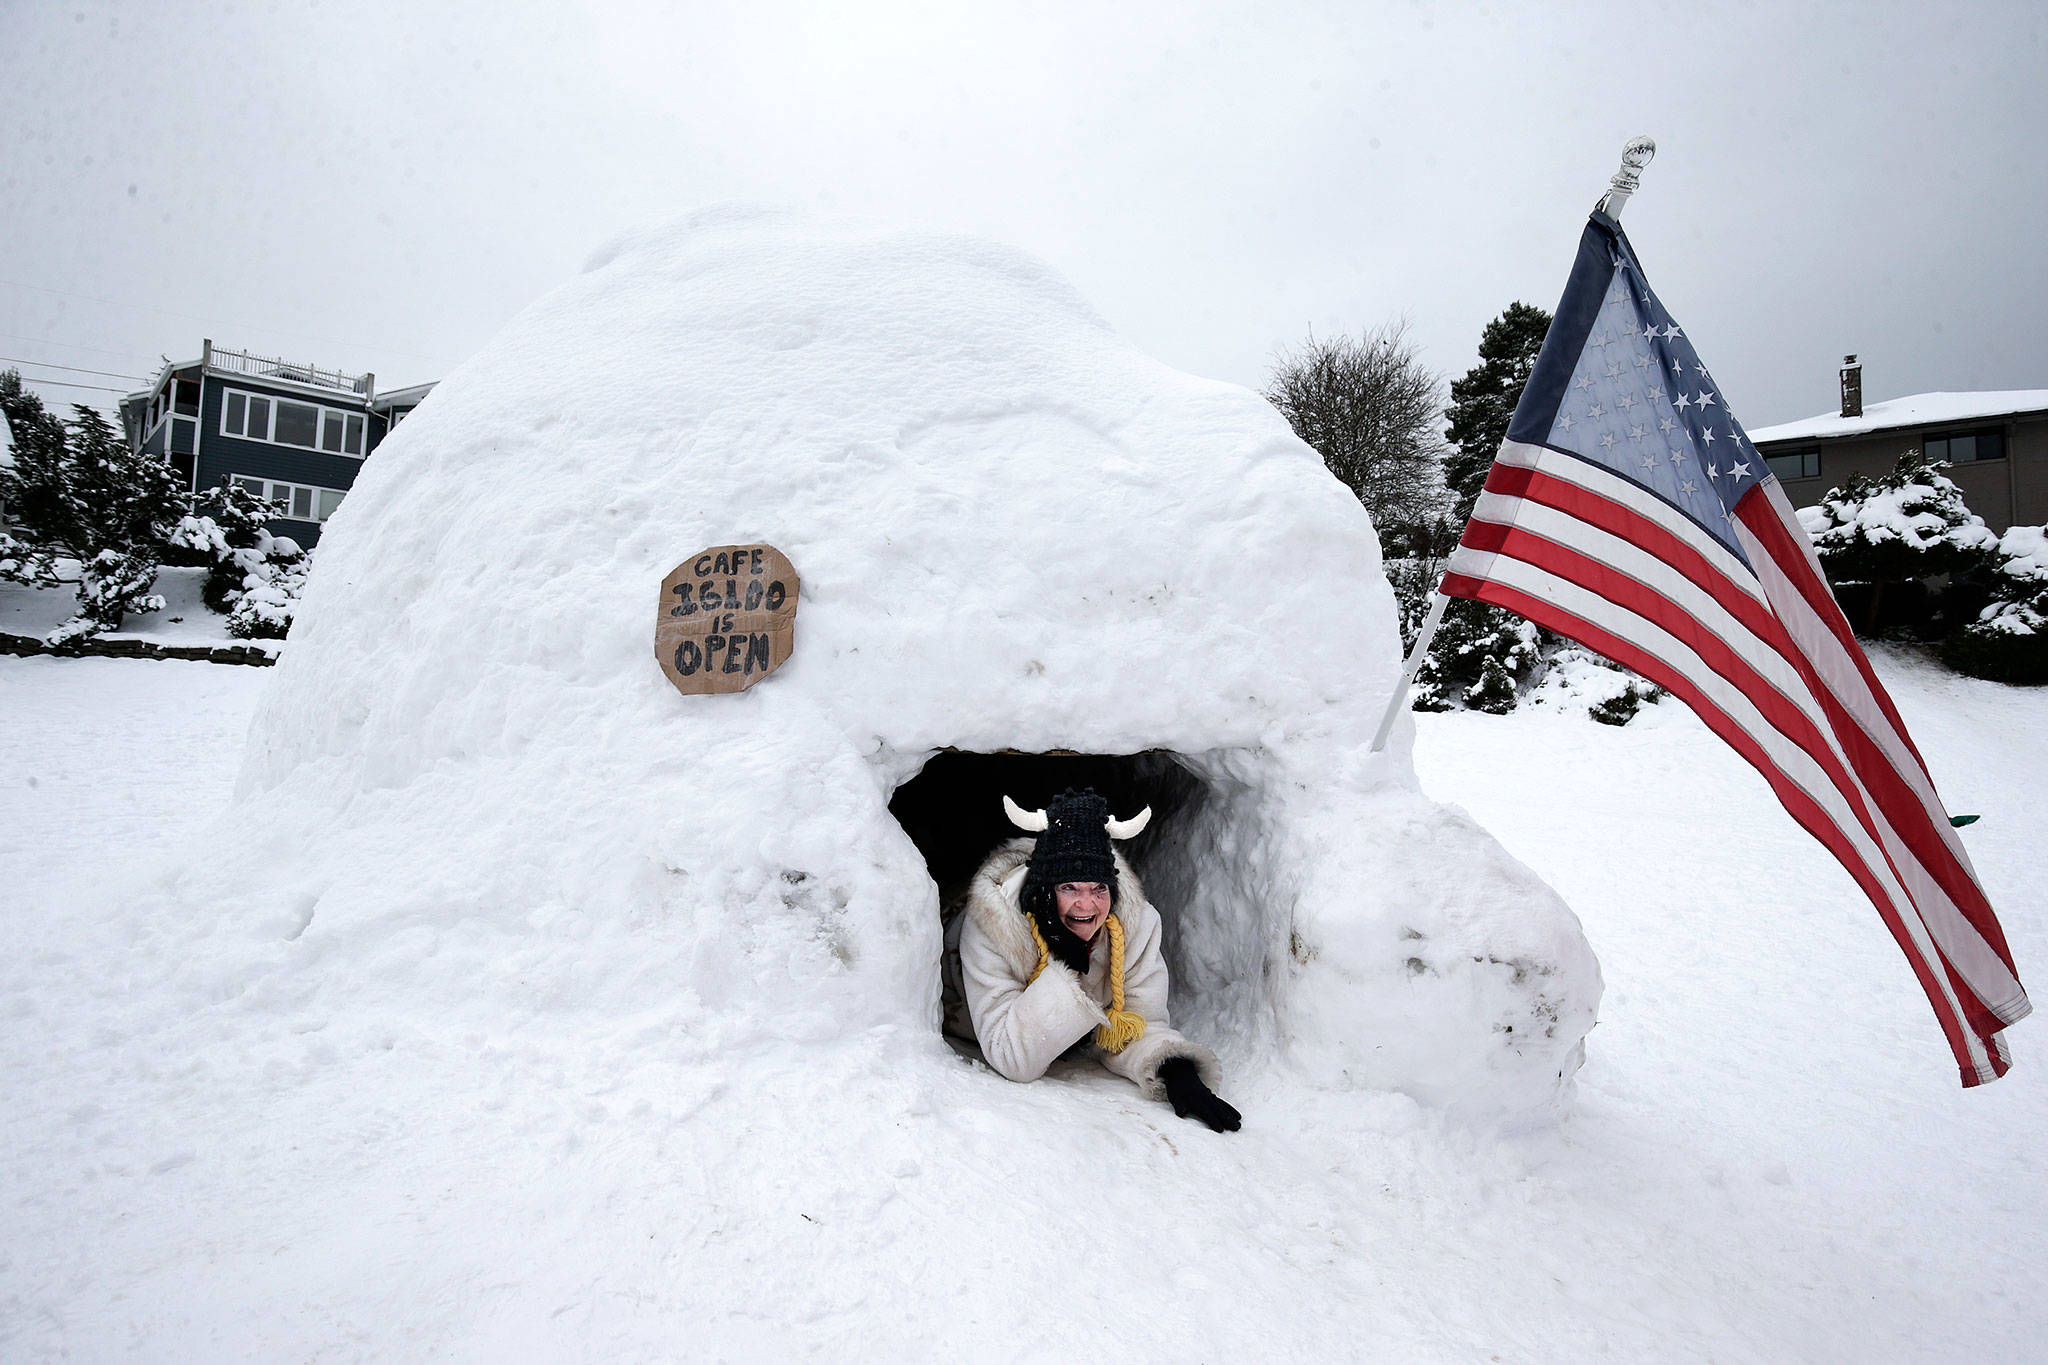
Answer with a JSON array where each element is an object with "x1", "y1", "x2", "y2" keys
[
  {"x1": 3, "y1": 647, "x2": 2042, "y2": 1361},
  {"x1": 0, "y1": 566, "x2": 279, "y2": 658}
]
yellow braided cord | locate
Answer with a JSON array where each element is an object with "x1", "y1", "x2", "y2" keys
[
  {"x1": 1096, "y1": 913, "x2": 1147, "y2": 1054},
  {"x1": 1023, "y1": 913, "x2": 1051, "y2": 985},
  {"x1": 1022, "y1": 908, "x2": 1145, "y2": 1053}
]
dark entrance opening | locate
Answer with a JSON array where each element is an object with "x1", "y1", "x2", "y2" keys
[{"x1": 888, "y1": 749, "x2": 1205, "y2": 907}]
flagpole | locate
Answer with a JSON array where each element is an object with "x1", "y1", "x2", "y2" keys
[
  {"x1": 1370, "y1": 589, "x2": 1451, "y2": 752},
  {"x1": 1366, "y1": 136, "x2": 1656, "y2": 753}
]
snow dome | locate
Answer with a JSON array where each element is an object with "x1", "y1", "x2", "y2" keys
[{"x1": 224, "y1": 205, "x2": 1598, "y2": 1122}]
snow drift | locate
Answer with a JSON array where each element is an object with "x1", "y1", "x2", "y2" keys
[{"x1": 221, "y1": 205, "x2": 1597, "y2": 1121}]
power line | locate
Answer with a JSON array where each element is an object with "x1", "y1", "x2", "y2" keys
[
  {"x1": 11, "y1": 376, "x2": 135, "y2": 395},
  {"x1": 0, "y1": 355, "x2": 145, "y2": 382},
  {"x1": 0, "y1": 277, "x2": 455, "y2": 369},
  {"x1": 0, "y1": 332, "x2": 159, "y2": 363}
]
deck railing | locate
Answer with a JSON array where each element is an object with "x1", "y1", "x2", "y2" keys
[{"x1": 203, "y1": 341, "x2": 373, "y2": 397}]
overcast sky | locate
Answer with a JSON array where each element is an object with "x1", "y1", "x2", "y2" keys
[{"x1": 4, "y1": 1, "x2": 2042, "y2": 436}]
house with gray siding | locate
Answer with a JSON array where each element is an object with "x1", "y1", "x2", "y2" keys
[
  {"x1": 1747, "y1": 359, "x2": 2047, "y2": 533},
  {"x1": 119, "y1": 341, "x2": 435, "y2": 547}
]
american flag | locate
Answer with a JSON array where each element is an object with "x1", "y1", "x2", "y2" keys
[{"x1": 1442, "y1": 212, "x2": 2030, "y2": 1086}]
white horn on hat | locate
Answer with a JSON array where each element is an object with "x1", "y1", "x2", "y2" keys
[
  {"x1": 1105, "y1": 806, "x2": 1152, "y2": 840},
  {"x1": 1002, "y1": 794, "x2": 1049, "y2": 833}
]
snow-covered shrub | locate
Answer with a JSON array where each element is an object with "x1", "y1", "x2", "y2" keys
[
  {"x1": 170, "y1": 481, "x2": 309, "y2": 636},
  {"x1": 1413, "y1": 597, "x2": 1542, "y2": 714},
  {"x1": 173, "y1": 481, "x2": 284, "y2": 613},
  {"x1": 1940, "y1": 524, "x2": 2048, "y2": 685},
  {"x1": 46, "y1": 546, "x2": 165, "y2": 645},
  {"x1": 1524, "y1": 643, "x2": 1666, "y2": 725},
  {"x1": 0, "y1": 528, "x2": 61, "y2": 589},
  {"x1": 225, "y1": 542, "x2": 309, "y2": 639},
  {"x1": 1388, "y1": 557, "x2": 1548, "y2": 714},
  {"x1": 1798, "y1": 452, "x2": 1998, "y2": 637}
]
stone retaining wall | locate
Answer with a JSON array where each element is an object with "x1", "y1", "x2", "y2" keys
[{"x1": 0, "y1": 631, "x2": 278, "y2": 666}]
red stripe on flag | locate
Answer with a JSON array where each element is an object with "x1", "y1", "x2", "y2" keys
[
  {"x1": 1440, "y1": 569, "x2": 1997, "y2": 1087},
  {"x1": 1735, "y1": 488, "x2": 1927, "y2": 774},
  {"x1": 1478, "y1": 470, "x2": 2021, "y2": 988},
  {"x1": 1456, "y1": 517, "x2": 2018, "y2": 1048},
  {"x1": 1480, "y1": 462, "x2": 1785, "y2": 639},
  {"x1": 1451, "y1": 518, "x2": 1973, "y2": 1016},
  {"x1": 1788, "y1": 645, "x2": 2018, "y2": 975}
]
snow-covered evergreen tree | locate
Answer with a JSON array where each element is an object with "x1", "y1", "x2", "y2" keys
[
  {"x1": 0, "y1": 371, "x2": 80, "y2": 585},
  {"x1": 1398, "y1": 302, "x2": 1561, "y2": 715},
  {"x1": 1443, "y1": 301, "x2": 1551, "y2": 523},
  {"x1": 66, "y1": 407, "x2": 184, "y2": 560},
  {"x1": 1, "y1": 371, "x2": 187, "y2": 636}
]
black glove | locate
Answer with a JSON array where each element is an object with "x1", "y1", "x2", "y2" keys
[
  {"x1": 1159, "y1": 1057, "x2": 1242, "y2": 1133},
  {"x1": 1027, "y1": 904, "x2": 1092, "y2": 976}
]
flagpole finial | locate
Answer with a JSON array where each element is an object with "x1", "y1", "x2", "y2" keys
[{"x1": 1596, "y1": 137, "x2": 1657, "y2": 219}]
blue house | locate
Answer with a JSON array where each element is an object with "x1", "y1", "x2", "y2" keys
[{"x1": 119, "y1": 341, "x2": 435, "y2": 547}]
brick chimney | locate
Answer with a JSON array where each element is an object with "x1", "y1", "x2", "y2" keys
[{"x1": 1839, "y1": 354, "x2": 1863, "y2": 419}]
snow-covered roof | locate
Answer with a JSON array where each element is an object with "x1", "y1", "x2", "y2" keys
[
  {"x1": 1748, "y1": 390, "x2": 2048, "y2": 445},
  {"x1": 370, "y1": 380, "x2": 437, "y2": 411}
]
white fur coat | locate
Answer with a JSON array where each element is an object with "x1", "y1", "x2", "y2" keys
[{"x1": 942, "y1": 838, "x2": 1219, "y2": 1099}]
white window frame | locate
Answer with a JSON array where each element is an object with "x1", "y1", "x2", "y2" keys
[
  {"x1": 144, "y1": 378, "x2": 200, "y2": 444},
  {"x1": 231, "y1": 474, "x2": 348, "y2": 523},
  {"x1": 220, "y1": 386, "x2": 367, "y2": 457}
]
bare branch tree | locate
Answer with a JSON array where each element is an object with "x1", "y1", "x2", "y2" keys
[{"x1": 1263, "y1": 321, "x2": 1447, "y2": 550}]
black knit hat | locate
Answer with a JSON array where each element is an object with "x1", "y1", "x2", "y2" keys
[{"x1": 1025, "y1": 788, "x2": 1118, "y2": 888}]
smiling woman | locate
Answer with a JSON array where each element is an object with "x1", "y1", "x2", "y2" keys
[{"x1": 939, "y1": 785, "x2": 1244, "y2": 1131}]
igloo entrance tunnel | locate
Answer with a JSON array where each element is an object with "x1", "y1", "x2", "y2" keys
[
  {"x1": 225, "y1": 206, "x2": 1601, "y2": 1124},
  {"x1": 889, "y1": 746, "x2": 1262, "y2": 1036}
]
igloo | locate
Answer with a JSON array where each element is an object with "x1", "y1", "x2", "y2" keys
[{"x1": 227, "y1": 205, "x2": 1599, "y2": 1122}]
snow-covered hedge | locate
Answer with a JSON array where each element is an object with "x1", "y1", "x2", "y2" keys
[
  {"x1": 1940, "y1": 524, "x2": 2048, "y2": 684},
  {"x1": 1797, "y1": 452, "x2": 1997, "y2": 638},
  {"x1": 1797, "y1": 452, "x2": 1998, "y2": 582},
  {"x1": 170, "y1": 481, "x2": 310, "y2": 639},
  {"x1": 223, "y1": 543, "x2": 309, "y2": 639}
]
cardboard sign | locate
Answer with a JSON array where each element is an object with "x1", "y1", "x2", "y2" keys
[{"x1": 655, "y1": 544, "x2": 799, "y2": 695}]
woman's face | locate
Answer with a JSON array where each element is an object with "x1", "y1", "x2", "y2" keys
[{"x1": 1055, "y1": 881, "x2": 1111, "y2": 943}]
